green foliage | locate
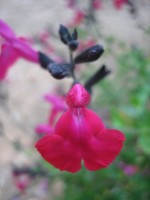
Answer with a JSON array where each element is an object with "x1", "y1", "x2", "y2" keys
[
  {"x1": 58, "y1": 161, "x2": 150, "y2": 200},
  {"x1": 98, "y1": 48, "x2": 150, "y2": 154}
]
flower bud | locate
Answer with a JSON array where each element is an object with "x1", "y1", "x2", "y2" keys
[
  {"x1": 74, "y1": 44, "x2": 104, "y2": 64},
  {"x1": 47, "y1": 63, "x2": 71, "y2": 79}
]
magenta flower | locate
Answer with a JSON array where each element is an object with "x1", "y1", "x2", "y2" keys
[
  {"x1": 13, "y1": 173, "x2": 31, "y2": 192},
  {"x1": 0, "y1": 20, "x2": 38, "y2": 80},
  {"x1": 0, "y1": 43, "x2": 19, "y2": 79},
  {"x1": 44, "y1": 93, "x2": 67, "y2": 125},
  {"x1": 118, "y1": 162, "x2": 138, "y2": 176},
  {"x1": 113, "y1": 0, "x2": 128, "y2": 9},
  {"x1": 123, "y1": 165, "x2": 138, "y2": 176},
  {"x1": 68, "y1": 10, "x2": 85, "y2": 27},
  {"x1": 92, "y1": 0, "x2": 102, "y2": 10},
  {"x1": 78, "y1": 38, "x2": 96, "y2": 51},
  {"x1": 35, "y1": 92, "x2": 67, "y2": 135},
  {"x1": 36, "y1": 84, "x2": 125, "y2": 173},
  {"x1": 39, "y1": 30, "x2": 50, "y2": 43},
  {"x1": 66, "y1": 0, "x2": 76, "y2": 9},
  {"x1": 35, "y1": 124, "x2": 54, "y2": 135}
]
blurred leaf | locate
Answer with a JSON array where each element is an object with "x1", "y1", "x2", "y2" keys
[{"x1": 138, "y1": 135, "x2": 150, "y2": 154}]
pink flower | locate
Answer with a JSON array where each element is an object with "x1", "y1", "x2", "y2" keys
[
  {"x1": 68, "y1": 10, "x2": 85, "y2": 27},
  {"x1": 0, "y1": 43, "x2": 19, "y2": 79},
  {"x1": 37, "y1": 30, "x2": 55, "y2": 54},
  {"x1": 118, "y1": 162, "x2": 138, "y2": 176},
  {"x1": 0, "y1": 20, "x2": 38, "y2": 80},
  {"x1": 36, "y1": 84, "x2": 125, "y2": 173},
  {"x1": 13, "y1": 173, "x2": 31, "y2": 192},
  {"x1": 39, "y1": 30, "x2": 50, "y2": 43},
  {"x1": 113, "y1": 0, "x2": 128, "y2": 9},
  {"x1": 123, "y1": 165, "x2": 138, "y2": 176},
  {"x1": 35, "y1": 124, "x2": 54, "y2": 135},
  {"x1": 78, "y1": 38, "x2": 96, "y2": 51},
  {"x1": 66, "y1": 0, "x2": 76, "y2": 9},
  {"x1": 92, "y1": 0, "x2": 102, "y2": 10},
  {"x1": 44, "y1": 93, "x2": 67, "y2": 125},
  {"x1": 35, "y1": 92, "x2": 67, "y2": 135}
]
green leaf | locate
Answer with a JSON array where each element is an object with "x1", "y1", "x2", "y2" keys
[{"x1": 138, "y1": 135, "x2": 150, "y2": 154}]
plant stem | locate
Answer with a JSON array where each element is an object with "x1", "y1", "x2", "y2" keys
[{"x1": 69, "y1": 49, "x2": 77, "y2": 83}]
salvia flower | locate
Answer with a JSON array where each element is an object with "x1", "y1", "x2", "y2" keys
[
  {"x1": 66, "y1": 0, "x2": 77, "y2": 9},
  {"x1": 44, "y1": 93, "x2": 67, "y2": 124},
  {"x1": 113, "y1": 0, "x2": 128, "y2": 9},
  {"x1": 35, "y1": 92, "x2": 67, "y2": 135},
  {"x1": 35, "y1": 124, "x2": 54, "y2": 135},
  {"x1": 118, "y1": 162, "x2": 138, "y2": 176},
  {"x1": 0, "y1": 20, "x2": 38, "y2": 80},
  {"x1": 13, "y1": 173, "x2": 31, "y2": 192},
  {"x1": 123, "y1": 165, "x2": 138, "y2": 176},
  {"x1": 92, "y1": 0, "x2": 102, "y2": 10},
  {"x1": 0, "y1": 43, "x2": 19, "y2": 79},
  {"x1": 68, "y1": 10, "x2": 85, "y2": 27},
  {"x1": 36, "y1": 84, "x2": 125, "y2": 173},
  {"x1": 78, "y1": 38, "x2": 96, "y2": 51}
]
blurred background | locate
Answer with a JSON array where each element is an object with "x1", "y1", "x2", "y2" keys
[{"x1": 0, "y1": 0, "x2": 150, "y2": 199}]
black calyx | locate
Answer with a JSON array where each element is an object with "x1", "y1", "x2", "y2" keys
[
  {"x1": 69, "y1": 28, "x2": 78, "y2": 51},
  {"x1": 59, "y1": 24, "x2": 72, "y2": 45},
  {"x1": 74, "y1": 44, "x2": 104, "y2": 64},
  {"x1": 68, "y1": 40, "x2": 79, "y2": 51},
  {"x1": 85, "y1": 65, "x2": 111, "y2": 93},
  {"x1": 71, "y1": 28, "x2": 78, "y2": 40},
  {"x1": 38, "y1": 51, "x2": 54, "y2": 69},
  {"x1": 47, "y1": 63, "x2": 71, "y2": 79},
  {"x1": 59, "y1": 25, "x2": 78, "y2": 51}
]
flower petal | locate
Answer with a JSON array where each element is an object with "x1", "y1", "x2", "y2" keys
[
  {"x1": 48, "y1": 109, "x2": 58, "y2": 125},
  {"x1": 0, "y1": 43, "x2": 19, "y2": 80},
  {"x1": 114, "y1": 0, "x2": 127, "y2": 9},
  {"x1": 35, "y1": 124, "x2": 53, "y2": 135},
  {"x1": 35, "y1": 135, "x2": 81, "y2": 173},
  {"x1": 44, "y1": 94, "x2": 66, "y2": 111},
  {"x1": 55, "y1": 108, "x2": 105, "y2": 140},
  {"x1": 0, "y1": 20, "x2": 16, "y2": 39},
  {"x1": 12, "y1": 38, "x2": 38, "y2": 62},
  {"x1": 83, "y1": 129, "x2": 125, "y2": 171},
  {"x1": 0, "y1": 20, "x2": 38, "y2": 63}
]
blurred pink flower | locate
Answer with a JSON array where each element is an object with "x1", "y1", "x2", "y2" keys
[
  {"x1": 39, "y1": 30, "x2": 50, "y2": 43},
  {"x1": 92, "y1": 0, "x2": 102, "y2": 10},
  {"x1": 36, "y1": 84, "x2": 125, "y2": 173},
  {"x1": 68, "y1": 10, "x2": 85, "y2": 27},
  {"x1": 50, "y1": 54, "x2": 64, "y2": 63},
  {"x1": 0, "y1": 43, "x2": 19, "y2": 80},
  {"x1": 66, "y1": 0, "x2": 77, "y2": 9},
  {"x1": 35, "y1": 124, "x2": 54, "y2": 135},
  {"x1": 78, "y1": 38, "x2": 96, "y2": 51},
  {"x1": 44, "y1": 93, "x2": 67, "y2": 124},
  {"x1": 0, "y1": 20, "x2": 38, "y2": 80},
  {"x1": 118, "y1": 162, "x2": 138, "y2": 176},
  {"x1": 35, "y1": 92, "x2": 67, "y2": 136},
  {"x1": 37, "y1": 30, "x2": 56, "y2": 54},
  {"x1": 123, "y1": 165, "x2": 138, "y2": 176},
  {"x1": 113, "y1": 0, "x2": 128, "y2": 9},
  {"x1": 13, "y1": 173, "x2": 31, "y2": 192}
]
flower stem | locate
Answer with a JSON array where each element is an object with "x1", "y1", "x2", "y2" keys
[{"x1": 69, "y1": 49, "x2": 78, "y2": 83}]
